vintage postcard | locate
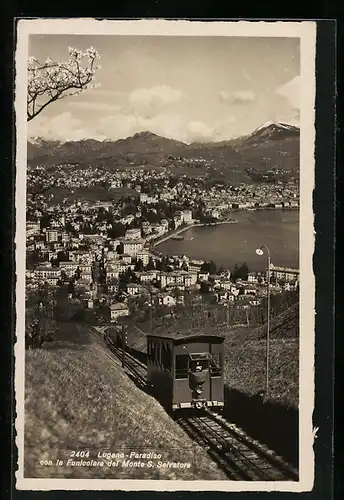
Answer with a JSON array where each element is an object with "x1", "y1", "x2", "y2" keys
[{"x1": 15, "y1": 19, "x2": 316, "y2": 492}]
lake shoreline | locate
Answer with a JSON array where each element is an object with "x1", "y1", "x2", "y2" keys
[
  {"x1": 151, "y1": 220, "x2": 239, "y2": 247},
  {"x1": 151, "y1": 208, "x2": 299, "y2": 248},
  {"x1": 152, "y1": 209, "x2": 299, "y2": 271}
]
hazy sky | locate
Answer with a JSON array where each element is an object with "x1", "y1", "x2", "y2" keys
[{"x1": 28, "y1": 35, "x2": 300, "y2": 143}]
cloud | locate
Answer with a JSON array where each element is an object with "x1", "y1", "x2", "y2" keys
[
  {"x1": 128, "y1": 85, "x2": 183, "y2": 111},
  {"x1": 28, "y1": 108, "x2": 251, "y2": 144},
  {"x1": 28, "y1": 112, "x2": 107, "y2": 142},
  {"x1": 69, "y1": 101, "x2": 122, "y2": 112},
  {"x1": 219, "y1": 90, "x2": 257, "y2": 105},
  {"x1": 87, "y1": 88, "x2": 126, "y2": 98},
  {"x1": 98, "y1": 112, "x2": 189, "y2": 142},
  {"x1": 187, "y1": 121, "x2": 214, "y2": 141},
  {"x1": 275, "y1": 76, "x2": 300, "y2": 110}
]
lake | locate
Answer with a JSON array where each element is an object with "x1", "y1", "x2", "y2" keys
[{"x1": 156, "y1": 210, "x2": 299, "y2": 271}]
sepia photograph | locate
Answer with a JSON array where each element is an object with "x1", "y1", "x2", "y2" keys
[{"x1": 15, "y1": 19, "x2": 316, "y2": 492}]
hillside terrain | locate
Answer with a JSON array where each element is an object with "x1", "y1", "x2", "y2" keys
[
  {"x1": 223, "y1": 303, "x2": 299, "y2": 409},
  {"x1": 120, "y1": 303, "x2": 299, "y2": 409},
  {"x1": 24, "y1": 302, "x2": 299, "y2": 476},
  {"x1": 24, "y1": 322, "x2": 227, "y2": 480},
  {"x1": 27, "y1": 122, "x2": 300, "y2": 178}
]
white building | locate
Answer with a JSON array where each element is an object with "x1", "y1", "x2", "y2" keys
[
  {"x1": 121, "y1": 214, "x2": 135, "y2": 225},
  {"x1": 106, "y1": 265, "x2": 120, "y2": 282},
  {"x1": 150, "y1": 223, "x2": 166, "y2": 235},
  {"x1": 217, "y1": 280, "x2": 231, "y2": 291},
  {"x1": 121, "y1": 240, "x2": 144, "y2": 257},
  {"x1": 269, "y1": 264, "x2": 299, "y2": 283},
  {"x1": 122, "y1": 254, "x2": 132, "y2": 264},
  {"x1": 188, "y1": 259, "x2": 204, "y2": 273},
  {"x1": 138, "y1": 270, "x2": 158, "y2": 283},
  {"x1": 108, "y1": 282, "x2": 119, "y2": 293},
  {"x1": 61, "y1": 232, "x2": 70, "y2": 243},
  {"x1": 248, "y1": 272, "x2": 266, "y2": 284},
  {"x1": 125, "y1": 228, "x2": 141, "y2": 240},
  {"x1": 127, "y1": 283, "x2": 151, "y2": 297},
  {"x1": 126, "y1": 283, "x2": 140, "y2": 296},
  {"x1": 181, "y1": 210, "x2": 193, "y2": 224},
  {"x1": 136, "y1": 251, "x2": 150, "y2": 267},
  {"x1": 157, "y1": 293, "x2": 176, "y2": 307},
  {"x1": 34, "y1": 265, "x2": 61, "y2": 285},
  {"x1": 60, "y1": 261, "x2": 78, "y2": 277},
  {"x1": 110, "y1": 302, "x2": 130, "y2": 321},
  {"x1": 80, "y1": 272, "x2": 92, "y2": 284},
  {"x1": 46, "y1": 229, "x2": 59, "y2": 243},
  {"x1": 26, "y1": 221, "x2": 40, "y2": 237}
]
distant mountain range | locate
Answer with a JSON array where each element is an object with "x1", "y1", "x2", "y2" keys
[{"x1": 27, "y1": 121, "x2": 300, "y2": 175}]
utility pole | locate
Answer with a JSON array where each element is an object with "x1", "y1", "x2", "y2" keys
[{"x1": 256, "y1": 245, "x2": 271, "y2": 399}]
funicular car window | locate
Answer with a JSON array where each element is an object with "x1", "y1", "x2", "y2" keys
[
  {"x1": 147, "y1": 340, "x2": 152, "y2": 362},
  {"x1": 161, "y1": 343, "x2": 172, "y2": 370},
  {"x1": 150, "y1": 341, "x2": 161, "y2": 365},
  {"x1": 175, "y1": 355, "x2": 188, "y2": 379},
  {"x1": 189, "y1": 353, "x2": 210, "y2": 372},
  {"x1": 210, "y1": 353, "x2": 222, "y2": 377}
]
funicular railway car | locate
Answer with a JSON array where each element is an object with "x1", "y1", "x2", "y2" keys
[{"x1": 146, "y1": 333, "x2": 225, "y2": 412}]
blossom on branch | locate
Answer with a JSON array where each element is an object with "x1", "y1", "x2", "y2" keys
[{"x1": 27, "y1": 46, "x2": 101, "y2": 121}]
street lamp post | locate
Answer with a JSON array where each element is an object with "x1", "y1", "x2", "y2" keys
[{"x1": 255, "y1": 245, "x2": 271, "y2": 399}]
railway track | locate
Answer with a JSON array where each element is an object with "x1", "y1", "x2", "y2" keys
[
  {"x1": 110, "y1": 344, "x2": 147, "y2": 389},
  {"x1": 175, "y1": 410, "x2": 298, "y2": 481},
  {"x1": 90, "y1": 326, "x2": 147, "y2": 385},
  {"x1": 92, "y1": 327, "x2": 298, "y2": 481}
]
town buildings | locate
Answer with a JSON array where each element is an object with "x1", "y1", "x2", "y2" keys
[
  {"x1": 25, "y1": 161, "x2": 299, "y2": 325},
  {"x1": 269, "y1": 264, "x2": 299, "y2": 283}
]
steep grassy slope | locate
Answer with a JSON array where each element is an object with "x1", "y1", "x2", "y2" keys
[
  {"x1": 24, "y1": 324, "x2": 226, "y2": 480},
  {"x1": 224, "y1": 303, "x2": 299, "y2": 409},
  {"x1": 224, "y1": 338, "x2": 299, "y2": 409}
]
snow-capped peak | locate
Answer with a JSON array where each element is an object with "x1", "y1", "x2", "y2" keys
[
  {"x1": 251, "y1": 121, "x2": 299, "y2": 135},
  {"x1": 28, "y1": 136, "x2": 65, "y2": 146},
  {"x1": 28, "y1": 136, "x2": 42, "y2": 146}
]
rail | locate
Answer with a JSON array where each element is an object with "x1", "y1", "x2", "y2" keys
[
  {"x1": 92, "y1": 326, "x2": 299, "y2": 481},
  {"x1": 175, "y1": 410, "x2": 298, "y2": 481}
]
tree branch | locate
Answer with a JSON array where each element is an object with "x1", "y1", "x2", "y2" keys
[{"x1": 27, "y1": 47, "x2": 100, "y2": 122}]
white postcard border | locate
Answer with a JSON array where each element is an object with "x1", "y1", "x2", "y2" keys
[{"x1": 15, "y1": 18, "x2": 316, "y2": 492}]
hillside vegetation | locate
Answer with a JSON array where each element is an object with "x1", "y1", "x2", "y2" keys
[
  {"x1": 123, "y1": 303, "x2": 299, "y2": 409},
  {"x1": 224, "y1": 304, "x2": 299, "y2": 409},
  {"x1": 24, "y1": 323, "x2": 226, "y2": 480}
]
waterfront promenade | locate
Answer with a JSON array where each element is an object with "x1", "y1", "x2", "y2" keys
[{"x1": 151, "y1": 220, "x2": 238, "y2": 247}]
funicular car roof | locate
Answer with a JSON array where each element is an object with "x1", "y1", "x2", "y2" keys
[{"x1": 146, "y1": 329, "x2": 225, "y2": 344}]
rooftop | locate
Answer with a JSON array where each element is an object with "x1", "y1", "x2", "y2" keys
[
  {"x1": 110, "y1": 302, "x2": 129, "y2": 311},
  {"x1": 147, "y1": 330, "x2": 225, "y2": 343},
  {"x1": 270, "y1": 264, "x2": 299, "y2": 273},
  {"x1": 122, "y1": 239, "x2": 144, "y2": 245}
]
